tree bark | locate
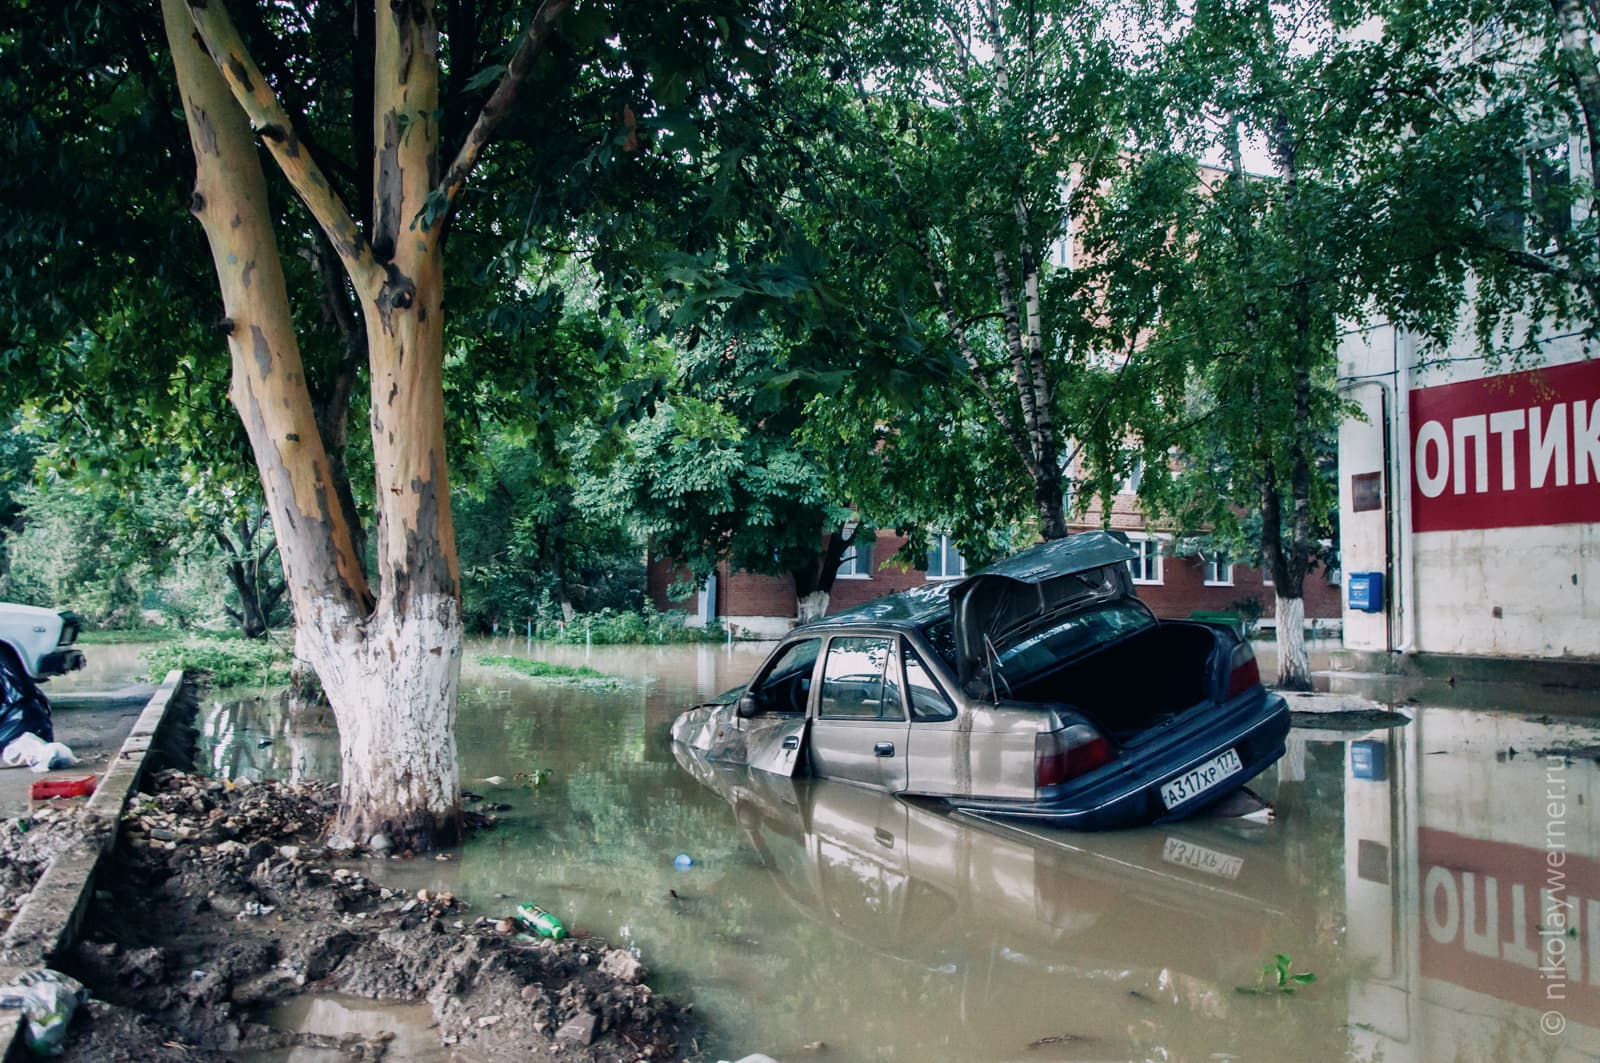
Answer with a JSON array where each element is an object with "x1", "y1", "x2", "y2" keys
[
  {"x1": 794, "y1": 526, "x2": 853, "y2": 621},
  {"x1": 163, "y1": 0, "x2": 483, "y2": 849},
  {"x1": 1274, "y1": 593, "x2": 1312, "y2": 691}
]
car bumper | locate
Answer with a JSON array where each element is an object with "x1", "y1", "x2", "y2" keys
[
  {"x1": 37, "y1": 648, "x2": 86, "y2": 677},
  {"x1": 949, "y1": 691, "x2": 1291, "y2": 831}
]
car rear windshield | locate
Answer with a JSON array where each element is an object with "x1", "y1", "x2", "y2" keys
[
  {"x1": 993, "y1": 602, "x2": 1155, "y2": 687},
  {"x1": 920, "y1": 618, "x2": 958, "y2": 670}
]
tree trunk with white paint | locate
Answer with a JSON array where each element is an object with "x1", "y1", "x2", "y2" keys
[
  {"x1": 796, "y1": 591, "x2": 831, "y2": 623},
  {"x1": 307, "y1": 594, "x2": 462, "y2": 847},
  {"x1": 160, "y1": 0, "x2": 569, "y2": 849},
  {"x1": 1274, "y1": 593, "x2": 1312, "y2": 691}
]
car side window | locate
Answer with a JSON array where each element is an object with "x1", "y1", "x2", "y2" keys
[
  {"x1": 818, "y1": 636, "x2": 906, "y2": 721},
  {"x1": 751, "y1": 638, "x2": 820, "y2": 714},
  {"x1": 905, "y1": 649, "x2": 957, "y2": 722}
]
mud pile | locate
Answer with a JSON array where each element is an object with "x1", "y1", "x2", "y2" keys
[{"x1": 58, "y1": 770, "x2": 694, "y2": 1062}]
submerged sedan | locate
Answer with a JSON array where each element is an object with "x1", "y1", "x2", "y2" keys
[{"x1": 670, "y1": 531, "x2": 1289, "y2": 830}]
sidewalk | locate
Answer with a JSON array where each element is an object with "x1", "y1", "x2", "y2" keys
[{"x1": 0, "y1": 684, "x2": 156, "y2": 819}]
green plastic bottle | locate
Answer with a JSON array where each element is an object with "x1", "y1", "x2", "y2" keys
[{"x1": 515, "y1": 903, "x2": 568, "y2": 940}]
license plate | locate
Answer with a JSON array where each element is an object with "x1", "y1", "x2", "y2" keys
[
  {"x1": 1159, "y1": 748, "x2": 1243, "y2": 809},
  {"x1": 1162, "y1": 836, "x2": 1245, "y2": 879}
]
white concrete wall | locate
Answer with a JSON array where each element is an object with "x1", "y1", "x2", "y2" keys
[
  {"x1": 1337, "y1": 315, "x2": 1600, "y2": 660},
  {"x1": 1338, "y1": 324, "x2": 1399, "y2": 653}
]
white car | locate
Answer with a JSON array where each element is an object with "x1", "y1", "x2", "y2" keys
[{"x1": 0, "y1": 603, "x2": 85, "y2": 679}]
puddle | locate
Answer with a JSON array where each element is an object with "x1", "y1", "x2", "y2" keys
[
  {"x1": 240, "y1": 995, "x2": 451, "y2": 1062},
  {"x1": 198, "y1": 640, "x2": 1600, "y2": 1061}
]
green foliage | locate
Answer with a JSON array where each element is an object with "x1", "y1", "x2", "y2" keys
[
  {"x1": 76, "y1": 628, "x2": 182, "y2": 646},
  {"x1": 143, "y1": 633, "x2": 290, "y2": 688},
  {"x1": 1237, "y1": 953, "x2": 1318, "y2": 995},
  {"x1": 452, "y1": 298, "x2": 650, "y2": 633},
  {"x1": 476, "y1": 656, "x2": 617, "y2": 683},
  {"x1": 581, "y1": 335, "x2": 857, "y2": 596},
  {"x1": 1, "y1": 472, "x2": 157, "y2": 626},
  {"x1": 0, "y1": 430, "x2": 277, "y2": 631},
  {"x1": 1334, "y1": 0, "x2": 1600, "y2": 355},
  {"x1": 539, "y1": 606, "x2": 725, "y2": 645}
]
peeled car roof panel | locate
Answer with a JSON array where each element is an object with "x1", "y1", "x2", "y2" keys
[
  {"x1": 948, "y1": 532, "x2": 1138, "y2": 686},
  {"x1": 957, "y1": 532, "x2": 1136, "y2": 584}
]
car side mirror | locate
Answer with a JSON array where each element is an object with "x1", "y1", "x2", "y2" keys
[{"x1": 736, "y1": 692, "x2": 760, "y2": 719}]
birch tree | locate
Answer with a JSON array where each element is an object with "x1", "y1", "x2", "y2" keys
[
  {"x1": 795, "y1": 0, "x2": 1178, "y2": 541},
  {"x1": 1341, "y1": 0, "x2": 1600, "y2": 350}
]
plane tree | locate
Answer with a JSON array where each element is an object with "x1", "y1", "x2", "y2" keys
[{"x1": 3, "y1": 0, "x2": 779, "y2": 849}]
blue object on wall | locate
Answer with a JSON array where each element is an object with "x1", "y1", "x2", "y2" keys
[
  {"x1": 1351, "y1": 739, "x2": 1388, "y2": 781},
  {"x1": 1348, "y1": 571, "x2": 1384, "y2": 613}
]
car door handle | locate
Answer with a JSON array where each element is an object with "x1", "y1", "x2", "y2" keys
[
  {"x1": 782, "y1": 735, "x2": 800, "y2": 750},
  {"x1": 874, "y1": 742, "x2": 895, "y2": 757}
]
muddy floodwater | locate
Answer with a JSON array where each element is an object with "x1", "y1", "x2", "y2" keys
[{"x1": 189, "y1": 638, "x2": 1600, "y2": 1062}]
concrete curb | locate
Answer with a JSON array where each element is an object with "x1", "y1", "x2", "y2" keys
[
  {"x1": 1, "y1": 670, "x2": 190, "y2": 1060},
  {"x1": 1332, "y1": 648, "x2": 1600, "y2": 689}
]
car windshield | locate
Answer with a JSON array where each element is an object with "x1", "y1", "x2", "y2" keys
[{"x1": 991, "y1": 602, "x2": 1155, "y2": 687}]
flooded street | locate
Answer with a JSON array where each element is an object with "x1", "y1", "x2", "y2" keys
[{"x1": 190, "y1": 638, "x2": 1600, "y2": 1062}]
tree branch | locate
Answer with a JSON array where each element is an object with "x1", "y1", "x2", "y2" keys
[
  {"x1": 435, "y1": 0, "x2": 574, "y2": 219},
  {"x1": 181, "y1": 0, "x2": 381, "y2": 297}
]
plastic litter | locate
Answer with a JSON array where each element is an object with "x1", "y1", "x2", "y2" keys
[
  {"x1": 0, "y1": 654, "x2": 52, "y2": 749},
  {"x1": 673, "y1": 853, "x2": 694, "y2": 871},
  {"x1": 514, "y1": 902, "x2": 567, "y2": 940},
  {"x1": 29, "y1": 775, "x2": 97, "y2": 801},
  {"x1": 0, "y1": 969, "x2": 88, "y2": 1056},
  {"x1": 3, "y1": 732, "x2": 78, "y2": 774}
]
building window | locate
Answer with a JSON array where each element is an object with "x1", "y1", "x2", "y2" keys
[
  {"x1": 1126, "y1": 536, "x2": 1162, "y2": 585},
  {"x1": 838, "y1": 534, "x2": 875, "y2": 579},
  {"x1": 926, "y1": 534, "x2": 966, "y2": 581},
  {"x1": 1120, "y1": 457, "x2": 1144, "y2": 496},
  {"x1": 1529, "y1": 138, "x2": 1572, "y2": 254},
  {"x1": 1203, "y1": 551, "x2": 1234, "y2": 587}
]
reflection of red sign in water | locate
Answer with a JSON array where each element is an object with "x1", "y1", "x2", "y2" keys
[
  {"x1": 1410, "y1": 359, "x2": 1600, "y2": 532},
  {"x1": 1418, "y1": 828, "x2": 1599, "y2": 1017}
]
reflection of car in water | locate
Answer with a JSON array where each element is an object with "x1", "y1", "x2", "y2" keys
[
  {"x1": 673, "y1": 740, "x2": 1298, "y2": 1037},
  {"x1": 672, "y1": 532, "x2": 1288, "y2": 829}
]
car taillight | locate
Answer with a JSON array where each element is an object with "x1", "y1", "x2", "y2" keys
[
  {"x1": 1226, "y1": 642, "x2": 1261, "y2": 698},
  {"x1": 1036, "y1": 724, "x2": 1114, "y2": 789}
]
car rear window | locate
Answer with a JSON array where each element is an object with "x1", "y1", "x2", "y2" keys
[
  {"x1": 994, "y1": 603, "x2": 1154, "y2": 686},
  {"x1": 920, "y1": 619, "x2": 958, "y2": 670}
]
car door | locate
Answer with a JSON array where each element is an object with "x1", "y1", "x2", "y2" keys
[
  {"x1": 807, "y1": 635, "x2": 910, "y2": 791},
  {"x1": 741, "y1": 638, "x2": 822, "y2": 776},
  {"x1": 901, "y1": 643, "x2": 972, "y2": 797}
]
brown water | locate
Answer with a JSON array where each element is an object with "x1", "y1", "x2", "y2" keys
[{"x1": 190, "y1": 638, "x2": 1600, "y2": 1062}]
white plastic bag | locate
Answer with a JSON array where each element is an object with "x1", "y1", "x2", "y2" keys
[
  {"x1": 0, "y1": 969, "x2": 88, "y2": 1055},
  {"x1": 1, "y1": 732, "x2": 78, "y2": 773}
]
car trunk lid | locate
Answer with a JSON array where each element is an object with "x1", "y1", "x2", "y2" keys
[{"x1": 947, "y1": 532, "x2": 1138, "y2": 690}]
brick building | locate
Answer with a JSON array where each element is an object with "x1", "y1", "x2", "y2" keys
[{"x1": 648, "y1": 485, "x2": 1341, "y2": 637}]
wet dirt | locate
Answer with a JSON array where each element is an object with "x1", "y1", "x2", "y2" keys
[{"x1": 57, "y1": 769, "x2": 695, "y2": 1062}]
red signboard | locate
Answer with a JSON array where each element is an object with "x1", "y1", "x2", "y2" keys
[
  {"x1": 1410, "y1": 359, "x2": 1600, "y2": 532},
  {"x1": 1418, "y1": 828, "x2": 1599, "y2": 1018}
]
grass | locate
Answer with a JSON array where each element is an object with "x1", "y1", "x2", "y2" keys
[
  {"x1": 76, "y1": 627, "x2": 185, "y2": 646},
  {"x1": 1236, "y1": 953, "x2": 1317, "y2": 996},
  {"x1": 477, "y1": 655, "x2": 620, "y2": 684},
  {"x1": 144, "y1": 633, "x2": 291, "y2": 688},
  {"x1": 535, "y1": 607, "x2": 727, "y2": 645}
]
